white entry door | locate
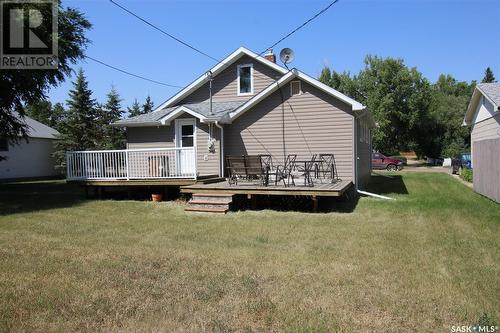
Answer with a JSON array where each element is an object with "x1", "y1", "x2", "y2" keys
[{"x1": 175, "y1": 119, "x2": 196, "y2": 175}]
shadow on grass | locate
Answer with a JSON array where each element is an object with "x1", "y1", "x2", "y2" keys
[
  {"x1": 365, "y1": 173, "x2": 409, "y2": 195},
  {"x1": 0, "y1": 181, "x2": 86, "y2": 216},
  {"x1": 231, "y1": 192, "x2": 360, "y2": 213}
]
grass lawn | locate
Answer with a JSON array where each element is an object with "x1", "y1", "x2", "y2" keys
[{"x1": 0, "y1": 173, "x2": 498, "y2": 332}]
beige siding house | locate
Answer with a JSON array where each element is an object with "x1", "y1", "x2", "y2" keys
[
  {"x1": 463, "y1": 83, "x2": 500, "y2": 203},
  {"x1": 115, "y1": 47, "x2": 374, "y2": 189},
  {"x1": 67, "y1": 47, "x2": 374, "y2": 195}
]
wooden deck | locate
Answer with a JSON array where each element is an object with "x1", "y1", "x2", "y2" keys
[{"x1": 181, "y1": 179, "x2": 352, "y2": 197}]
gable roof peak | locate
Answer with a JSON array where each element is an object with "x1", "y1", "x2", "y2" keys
[{"x1": 153, "y1": 46, "x2": 288, "y2": 113}]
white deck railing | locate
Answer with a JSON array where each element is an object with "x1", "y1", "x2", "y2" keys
[{"x1": 66, "y1": 147, "x2": 197, "y2": 181}]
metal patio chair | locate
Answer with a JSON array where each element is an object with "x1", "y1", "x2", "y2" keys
[{"x1": 275, "y1": 154, "x2": 297, "y2": 187}]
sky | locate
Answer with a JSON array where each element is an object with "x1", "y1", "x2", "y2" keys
[{"x1": 48, "y1": 0, "x2": 500, "y2": 111}]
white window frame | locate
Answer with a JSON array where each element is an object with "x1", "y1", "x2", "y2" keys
[
  {"x1": 290, "y1": 80, "x2": 302, "y2": 96},
  {"x1": 237, "y1": 64, "x2": 254, "y2": 96}
]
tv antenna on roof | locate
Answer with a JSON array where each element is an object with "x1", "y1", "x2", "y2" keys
[{"x1": 279, "y1": 48, "x2": 295, "y2": 69}]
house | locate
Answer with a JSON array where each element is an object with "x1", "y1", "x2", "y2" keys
[
  {"x1": 66, "y1": 47, "x2": 374, "y2": 210},
  {"x1": 463, "y1": 82, "x2": 500, "y2": 203},
  {"x1": 0, "y1": 115, "x2": 60, "y2": 180}
]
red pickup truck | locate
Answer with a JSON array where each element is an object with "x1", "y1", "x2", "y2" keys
[{"x1": 372, "y1": 153, "x2": 404, "y2": 171}]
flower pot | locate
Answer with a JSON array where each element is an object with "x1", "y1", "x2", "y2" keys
[{"x1": 151, "y1": 193, "x2": 163, "y2": 202}]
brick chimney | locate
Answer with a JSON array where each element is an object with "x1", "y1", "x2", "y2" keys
[{"x1": 264, "y1": 48, "x2": 276, "y2": 63}]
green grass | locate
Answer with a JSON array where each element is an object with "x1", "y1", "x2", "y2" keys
[{"x1": 0, "y1": 173, "x2": 498, "y2": 332}]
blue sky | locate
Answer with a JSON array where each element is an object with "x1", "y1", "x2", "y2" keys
[{"x1": 49, "y1": 0, "x2": 500, "y2": 111}]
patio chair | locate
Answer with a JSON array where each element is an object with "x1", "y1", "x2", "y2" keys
[
  {"x1": 275, "y1": 154, "x2": 297, "y2": 187},
  {"x1": 226, "y1": 156, "x2": 247, "y2": 185},
  {"x1": 245, "y1": 155, "x2": 266, "y2": 185},
  {"x1": 318, "y1": 154, "x2": 334, "y2": 180},
  {"x1": 259, "y1": 154, "x2": 277, "y2": 185},
  {"x1": 319, "y1": 153, "x2": 341, "y2": 183}
]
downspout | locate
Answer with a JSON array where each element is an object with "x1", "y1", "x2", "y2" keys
[
  {"x1": 215, "y1": 121, "x2": 224, "y2": 178},
  {"x1": 208, "y1": 70, "x2": 213, "y2": 116}
]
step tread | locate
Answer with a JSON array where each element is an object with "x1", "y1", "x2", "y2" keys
[
  {"x1": 185, "y1": 206, "x2": 228, "y2": 213},
  {"x1": 192, "y1": 193, "x2": 234, "y2": 198},
  {"x1": 189, "y1": 199, "x2": 232, "y2": 205}
]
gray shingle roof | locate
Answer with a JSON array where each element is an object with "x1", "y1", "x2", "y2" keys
[
  {"x1": 14, "y1": 113, "x2": 60, "y2": 139},
  {"x1": 477, "y1": 82, "x2": 500, "y2": 107},
  {"x1": 113, "y1": 100, "x2": 245, "y2": 126}
]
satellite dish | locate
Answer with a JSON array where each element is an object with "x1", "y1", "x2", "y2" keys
[{"x1": 279, "y1": 48, "x2": 295, "y2": 65}]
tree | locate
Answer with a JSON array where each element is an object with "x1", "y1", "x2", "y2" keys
[
  {"x1": 481, "y1": 67, "x2": 496, "y2": 83},
  {"x1": 25, "y1": 100, "x2": 53, "y2": 126},
  {"x1": 99, "y1": 87, "x2": 125, "y2": 149},
  {"x1": 142, "y1": 95, "x2": 154, "y2": 114},
  {"x1": 427, "y1": 74, "x2": 473, "y2": 157},
  {"x1": 319, "y1": 67, "x2": 331, "y2": 85},
  {"x1": 53, "y1": 69, "x2": 99, "y2": 170},
  {"x1": 0, "y1": 4, "x2": 91, "y2": 147},
  {"x1": 355, "y1": 56, "x2": 432, "y2": 156},
  {"x1": 25, "y1": 100, "x2": 65, "y2": 131},
  {"x1": 127, "y1": 99, "x2": 143, "y2": 117}
]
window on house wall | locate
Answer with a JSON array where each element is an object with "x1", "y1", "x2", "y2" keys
[
  {"x1": 237, "y1": 64, "x2": 253, "y2": 95},
  {"x1": 0, "y1": 137, "x2": 8, "y2": 151},
  {"x1": 290, "y1": 80, "x2": 301, "y2": 95}
]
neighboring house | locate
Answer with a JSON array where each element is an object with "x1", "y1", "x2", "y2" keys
[
  {"x1": 66, "y1": 47, "x2": 374, "y2": 195},
  {"x1": 463, "y1": 82, "x2": 500, "y2": 203},
  {"x1": 0, "y1": 115, "x2": 60, "y2": 180}
]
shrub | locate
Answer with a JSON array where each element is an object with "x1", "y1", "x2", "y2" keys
[{"x1": 460, "y1": 168, "x2": 473, "y2": 182}]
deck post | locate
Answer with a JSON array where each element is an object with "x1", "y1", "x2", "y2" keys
[
  {"x1": 125, "y1": 150, "x2": 130, "y2": 180},
  {"x1": 312, "y1": 195, "x2": 318, "y2": 213},
  {"x1": 248, "y1": 194, "x2": 257, "y2": 210}
]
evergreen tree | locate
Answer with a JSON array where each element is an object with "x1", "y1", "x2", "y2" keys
[
  {"x1": 53, "y1": 69, "x2": 99, "y2": 171},
  {"x1": 51, "y1": 103, "x2": 66, "y2": 130},
  {"x1": 127, "y1": 99, "x2": 143, "y2": 117},
  {"x1": 319, "y1": 67, "x2": 332, "y2": 85},
  {"x1": 25, "y1": 100, "x2": 65, "y2": 131},
  {"x1": 100, "y1": 87, "x2": 125, "y2": 149},
  {"x1": 142, "y1": 95, "x2": 154, "y2": 114},
  {"x1": 481, "y1": 67, "x2": 496, "y2": 83},
  {"x1": 25, "y1": 100, "x2": 53, "y2": 126}
]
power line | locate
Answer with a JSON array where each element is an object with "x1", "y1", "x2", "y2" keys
[
  {"x1": 260, "y1": 0, "x2": 340, "y2": 55},
  {"x1": 85, "y1": 56, "x2": 183, "y2": 88},
  {"x1": 109, "y1": 0, "x2": 220, "y2": 62}
]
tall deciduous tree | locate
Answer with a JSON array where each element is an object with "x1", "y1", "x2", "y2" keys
[
  {"x1": 427, "y1": 75, "x2": 473, "y2": 157},
  {"x1": 482, "y1": 67, "x2": 496, "y2": 83},
  {"x1": 0, "y1": 4, "x2": 91, "y2": 147},
  {"x1": 53, "y1": 69, "x2": 99, "y2": 170},
  {"x1": 356, "y1": 56, "x2": 432, "y2": 156},
  {"x1": 127, "y1": 99, "x2": 143, "y2": 117}
]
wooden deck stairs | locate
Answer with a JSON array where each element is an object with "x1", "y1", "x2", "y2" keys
[{"x1": 185, "y1": 193, "x2": 233, "y2": 213}]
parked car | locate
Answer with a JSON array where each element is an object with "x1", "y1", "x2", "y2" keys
[
  {"x1": 451, "y1": 152, "x2": 472, "y2": 174},
  {"x1": 372, "y1": 153, "x2": 404, "y2": 171}
]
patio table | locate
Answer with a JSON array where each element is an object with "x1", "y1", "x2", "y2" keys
[{"x1": 295, "y1": 160, "x2": 318, "y2": 186}]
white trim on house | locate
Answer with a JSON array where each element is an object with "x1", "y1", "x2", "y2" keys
[
  {"x1": 228, "y1": 69, "x2": 366, "y2": 122},
  {"x1": 152, "y1": 47, "x2": 288, "y2": 112},
  {"x1": 159, "y1": 106, "x2": 207, "y2": 125},
  {"x1": 236, "y1": 63, "x2": 254, "y2": 96},
  {"x1": 464, "y1": 86, "x2": 500, "y2": 125}
]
